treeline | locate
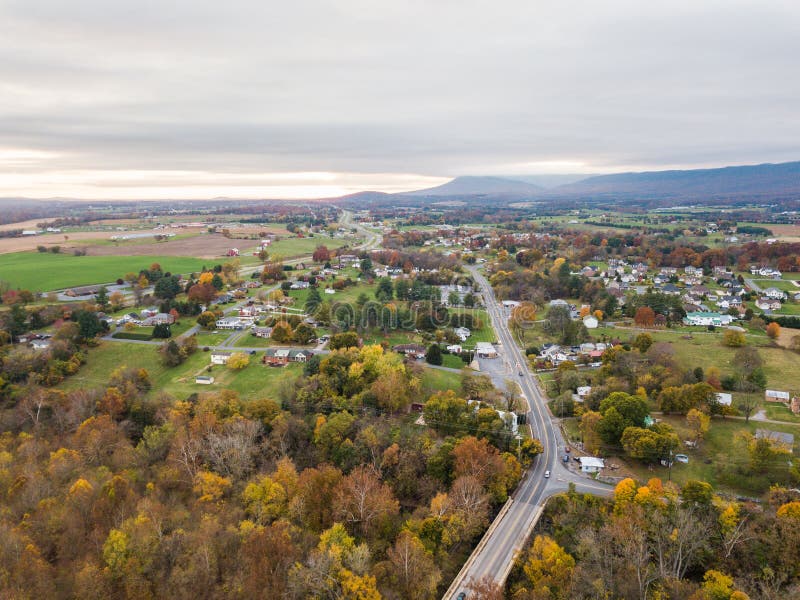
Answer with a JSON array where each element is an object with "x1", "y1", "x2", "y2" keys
[
  {"x1": 0, "y1": 343, "x2": 535, "y2": 598},
  {"x1": 506, "y1": 479, "x2": 800, "y2": 599}
]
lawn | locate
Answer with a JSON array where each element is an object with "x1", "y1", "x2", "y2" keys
[
  {"x1": 623, "y1": 415, "x2": 800, "y2": 494},
  {"x1": 0, "y1": 252, "x2": 209, "y2": 291},
  {"x1": 420, "y1": 367, "x2": 463, "y2": 395},
  {"x1": 61, "y1": 340, "x2": 302, "y2": 401}
]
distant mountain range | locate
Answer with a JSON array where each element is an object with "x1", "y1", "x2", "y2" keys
[
  {"x1": 405, "y1": 175, "x2": 544, "y2": 197},
  {"x1": 401, "y1": 160, "x2": 800, "y2": 203}
]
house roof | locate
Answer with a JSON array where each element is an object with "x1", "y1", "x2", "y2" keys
[{"x1": 579, "y1": 457, "x2": 605, "y2": 468}]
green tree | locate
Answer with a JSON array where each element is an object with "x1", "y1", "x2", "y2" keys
[
  {"x1": 95, "y1": 285, "x2": 109, "y2": 310},
  {"x1": 197, "y1": 311, "x2": 217, "y2": 329},
  {"x1": 305, "y1": 286, "x2": 322, "y2": 314},
  {"x1": 376, "y1": 277, "x2": 394, "y2": 302},
  {"x1": 425, "y1": 343, "x2": 443, "y2": 366},
  {"x1": 329, "y1": 331, "x2": 359, "y2": 350}
]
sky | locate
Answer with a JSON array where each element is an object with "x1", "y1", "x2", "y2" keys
[{"x1": 1, "y1": 0, "x2": 799, "y2": 200}]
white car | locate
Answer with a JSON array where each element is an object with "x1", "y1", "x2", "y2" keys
[
  {"x1": 544, "y1": 470, "x2": 551, "y2": 478},
  {"x1": 675, "y1": 454, "x2": 689, "y2": 464}
]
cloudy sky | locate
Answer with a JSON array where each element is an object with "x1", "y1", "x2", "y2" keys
[{"x1": 1, "y1": 0, "x2": 799, "y2": 199}]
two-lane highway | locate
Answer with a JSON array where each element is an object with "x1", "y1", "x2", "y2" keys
[{"x1": 445, "y1": 267, "x2": 612, "y2": 598}]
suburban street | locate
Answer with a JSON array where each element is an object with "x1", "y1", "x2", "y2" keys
[{"x1": 445, "y1": 267, "x2": 613, "y2": 598}]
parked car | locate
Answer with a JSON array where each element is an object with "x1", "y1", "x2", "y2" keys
[
  {"x1": 562, "y1": 455, "x2": 569, "y2": 463},
  {"x1": 675, "y1": 454, "x2": 689, "y2": 464}
]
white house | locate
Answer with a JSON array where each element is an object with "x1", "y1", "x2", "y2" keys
[
  {"x1": 579, "y1": 457, "x2": 605, "y2": 473},
  {"x1": 454, "y1": 327, "x2": 471, "y2": 341},
  {"x1": 216, "y1": 317, "x2": 244, "y2": 330},
  {"x1": 210, "y1": 351, "x2": 232, "y2": 365},
  {"x1": 575, "y1": 386, "x2": 592, "y2": 402},
  {"x1": 582, "y1": 315, "x2": 599, "y2": 329},
  {"x1": 763, "y1": 287, "x2": 787, "y2": 300},
  {"x1": 755, "y1": 298, "x2": 781, "y2": 311},
  {"x1": 446, "y1": 344, "x2": 463, "y2": 354},
  {"x1": 683, "y1": 312, "x2": 734, "y2": 326}
]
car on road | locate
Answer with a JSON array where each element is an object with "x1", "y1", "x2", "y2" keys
[
  {"x1": 544, "y1": 470, "x2": 550, "y2": 478},
  {"x1": 457, "y1": 593, "x2": 466, "y2": 600},
  {"x1": 562, "y1": 455, "x2": 569, "y2": 463}
]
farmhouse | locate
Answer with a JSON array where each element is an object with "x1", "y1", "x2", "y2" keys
[{"x1": 210, "y1": 351, "x2": 232, "y2": 365}]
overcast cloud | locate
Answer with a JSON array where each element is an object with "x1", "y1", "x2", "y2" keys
[{"x1": 1, "y1": 0, "x2": 799, "y2": 199}]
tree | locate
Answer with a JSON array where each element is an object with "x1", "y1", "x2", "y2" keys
[
  {"x1": 425, "y1": 343, "x2": 443, "y2": 366},
  {"x1": 329, "y1": 331, "x2": 359, "y2": 350},
  {"x1": 154, "y1": 275, "x2": 181, "y2": 299},
  {"x1": 376, "y1": 277, "x2": 394, "y2": 302},
  {"x1": 242, "y1": 475, "x2": 287, "y2": 524},
  {"x1": 271, "y1": 321, "x2": 293, "y2": 343},
  {"x1": 197, "y1": 311, "x2": 217, "y2": 329},
  {"x1": 305, "y1": 286, "x2": 322, "y2": 314},
  {"x1": 766, "y1": 321, "x2": 781, "y2": 340},
  {"x1": 152, "y1": 323, "x2": 171, "y2": 339},
  {"x1": 228, "y1": 352, "x2": 250, "y2": 370},
  {"x1": 723, "y1": 329, "x2": 746, "y2": 347},
  {"x1": 633, "y1": 332, "x2": 653, "y2": 353},
  {"x1": 580, "y1": 410, "x2": 603, "y2": 455},
  {"x1": 313, "y1": 245, "x2": 330, "y2": 262},
  {"x1": 75, "y1": 310, "x2": 106, "y2": 340},
  {"x1": 521, "y1": 535, "x2": 575, "y2": 600},
  {"x1": 736, "y1": 395, "x2": 758, "y2": 423},
  {"x1": 332, "y1": 465, "x2": 399, "y2": 537},
  {"x1": 381, "y1": 531, "x2": 441, "y2": 600},
  {"x1": 95, "y1": 286, "x2": 109, "y2": 310},
  {"x1": 634, "y1": 306, "x2": 656, "y2": 327},
  {"x1": 686, "y1": 408, "x2": 710, "y2": 446},
  {"x1": 293, "y1": 323, "x2": 316, "y2": 345}
]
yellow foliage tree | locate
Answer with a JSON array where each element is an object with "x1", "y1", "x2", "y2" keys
[
  {"x1": 227, "y1": 352, "x2": 250, "y2": 370},
  {"x1": 521, "y1": 535, "x2": 575, "y2": 600},
  {"x1": 193, "y1": 470, "x2": 232, "y2": 503}
]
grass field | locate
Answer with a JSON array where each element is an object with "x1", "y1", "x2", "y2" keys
[
  {"x1": 61, "y1": 340, "x2": 301, "y2": 401},
  {"x1": 421, "y1": 367, "x2": 463, "y2": 394},
  {"x1": 0, "y1": 252, "x2": 210, "y2": 291}
]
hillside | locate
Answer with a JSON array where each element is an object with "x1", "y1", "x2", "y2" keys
[
  {"x1": 406, "y1": 175, "x2": 544, "y2": 197},
  {"x1": 556, "y1": 160, "x2": 800, "y2": 199}
]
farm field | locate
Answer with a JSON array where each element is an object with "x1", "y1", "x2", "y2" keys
[
  {"x1": 268, "y1": 235, "x2": 355, "y2": 258},
  {"x1": 0, "y1": 252, "x2": 210, "y2": 291}
]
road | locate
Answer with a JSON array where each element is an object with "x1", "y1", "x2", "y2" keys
[{"x1": 446, "y1": 267, "x2": 613, "y2": 597}]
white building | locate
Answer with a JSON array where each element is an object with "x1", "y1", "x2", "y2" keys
[
  {"x1": 579, "y1": 457, "x2": 605, "y2": 473},
  {"x1": 475, "y1": 342, "x2": 498, "y2": 358},
  {"x1": 715, "y1": 392, "x2": 732, "y2": 406},
  {"x1": 582, "y1": 315, "x2": 599, "y2": 329}
]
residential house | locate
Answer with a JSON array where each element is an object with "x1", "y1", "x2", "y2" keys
[
  {"x1": 763, "y1": 287, "x2": 787, "y2": 300},
  {"x1": 575, "y1": 386, "x2": 592, "y2": 402},
  {"x1": 142, "y1": 313, "x2": 175, "y2": 326},
  {"x1": 454, "y1": 327, "x2": 471, "y2": 341},
  {"x1": 683, "y1": 312, "x2": 734, "y2": 326},
  {"x1": 216, "y1": 317, "x2": 245, "y2": 330},
  {"x1": 392, "y1": 344, "x2": 427, "y2": 359},
  {"x1": 251, "y1": 326, "x2": 273, "y2": 338},
  {"x1": 755, "y1": 298, "x2": 782, "y2": 311}
]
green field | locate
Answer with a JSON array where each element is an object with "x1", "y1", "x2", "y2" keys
[
  {"x1": 0, "y1": 252, "x2": 210, "y2": 291},
  {"x1": 61, "y1": 340, "x2": 301, "y2": 401},
  {"x1": 421, "y1": 366, "x2": 463, "y2": 394}
]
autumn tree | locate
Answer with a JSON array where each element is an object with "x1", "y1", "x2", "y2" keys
[
  {"x1": 520, "y1": 535, "x2": 575, "y2": 599},
  {"x1": 766, "y1": 321, "x2": 781, "y2": 340},
  {"x1": 634, "y1": 306, "x2": 656, "y2": 327},
  {"x1": 332, "y1": 466, "x2": 400, "y2": 537},
  {"x1": 227, "y1": 352, "x2": 250, "y2": 370}
]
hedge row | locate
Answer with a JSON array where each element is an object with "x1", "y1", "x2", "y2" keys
[{"x1": 111, "y1": 332, "x2": 154, "y2": 341}]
